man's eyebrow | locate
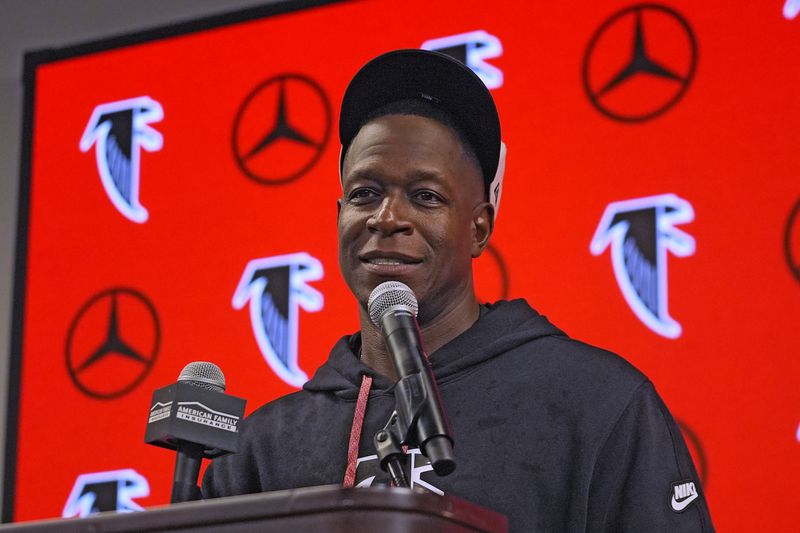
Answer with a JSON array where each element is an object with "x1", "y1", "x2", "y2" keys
[
  {"x1": 342, "y1": 170, "x2": 385, "y2": 190},
  {"x1": 406, "y1": 170, "x2": 455, "y2": 193},
  {"x1": 407, "y1": 169, "x2": 444, "y2": 181},
  {"x1": 345, "y1": 167, "x2": 443, "y2": 182}
]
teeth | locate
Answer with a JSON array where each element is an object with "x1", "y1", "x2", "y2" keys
[{"x1": 368, "y1": 258, "x2": 404, "y2": 265}]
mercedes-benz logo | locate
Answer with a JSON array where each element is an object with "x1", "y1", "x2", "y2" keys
[
  {"x1": 583, "y1": 4, "x2": 697, "y2": 122},
  {"x1": 232, "y1": 73, "x2": 332, "y2": 185},
  {"x1": 785, "y1": 197, "x2": 800, "y2": 284},
  {"x1": 65, "y1": 287, "x2": 160, "y2": 399},
  {"x1": 475, "y1": 243, "x2": 510, "y2": 302}
]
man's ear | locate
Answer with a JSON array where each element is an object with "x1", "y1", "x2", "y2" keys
[{"x1": 471, "y1": 202, "x2": 494, "y2": 258}]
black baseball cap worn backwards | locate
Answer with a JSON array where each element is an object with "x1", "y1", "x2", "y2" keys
[{"x1": 339, "y1": 49, "x2": 507, "y2": 217}]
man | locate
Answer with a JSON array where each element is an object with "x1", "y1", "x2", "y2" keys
[{"x1": 203, "y1": 49, "x2": 714, "y2": 531}]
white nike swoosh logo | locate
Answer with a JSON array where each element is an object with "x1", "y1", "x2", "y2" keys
[{"x1": 671, "y1": 492, "x2": 699, "y2": 511}]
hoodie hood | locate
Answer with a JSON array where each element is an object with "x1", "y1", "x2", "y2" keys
[{"x1": 304, "y1": 299, "x2": 566, "y2": 399}]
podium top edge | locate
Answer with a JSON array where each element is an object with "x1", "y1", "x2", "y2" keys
[{"x1": 1, "y1": 486, "x2": 507, "y2": 533}]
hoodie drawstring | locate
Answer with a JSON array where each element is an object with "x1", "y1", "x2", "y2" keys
[{"x1": 342, "y1": 374, "x2": 373, "y2": 487}]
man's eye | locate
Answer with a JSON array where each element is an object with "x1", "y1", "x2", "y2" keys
[
  {"x1": 348, "y1": 188, "x2": 378, "y2": 202},
  {"x1": 414, "y1": 190, "x2": 444, "y2": 204}
]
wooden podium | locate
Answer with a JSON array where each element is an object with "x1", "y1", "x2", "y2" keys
[{"x1": 1, "y1": 486, "x2": 507, "y2": 532}]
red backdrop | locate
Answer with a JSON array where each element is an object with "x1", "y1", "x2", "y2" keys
[{"x1": 9, "y1": 0, "x2": 800, "y2": 530}]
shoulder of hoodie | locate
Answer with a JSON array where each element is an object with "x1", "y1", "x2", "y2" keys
[
  {"x1": 538, "y1": 332, "x2": 649, "y2": 389},
  {"x1": 511, "y1": 323, "x2": 648, "y2": 387},
  {"x1": 462, "y1": 303, "x2": 653, "y2": 410},
  {"x1": 468, "y1": 326, "x2": 658, "y2": 435},
  {"x1": 478, "y1": 299, "x2": 649, "y2": 393}
]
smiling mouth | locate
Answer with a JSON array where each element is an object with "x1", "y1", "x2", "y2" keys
[
  {"x1": 364, "y1": 258, "x2": 419, "y2": 265},
  {"x1": 359, "y1": 253, "x2": 423, "y2": 272}
]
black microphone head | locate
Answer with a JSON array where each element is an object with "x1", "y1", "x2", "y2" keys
[
  {"x1": 368, "y1": 281, "x2": 419, "y2": 327},
  {"x1": 177, "y1": 361, "x2": 226, "y2": 393}
]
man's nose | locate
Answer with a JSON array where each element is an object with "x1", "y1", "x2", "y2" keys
[{"x1": 366, "y1": 194, "x2": 413, "y2": 236}]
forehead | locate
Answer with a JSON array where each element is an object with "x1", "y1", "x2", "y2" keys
[{"x1": 342, "y1": 114, "x2": 482, "y2": 190}]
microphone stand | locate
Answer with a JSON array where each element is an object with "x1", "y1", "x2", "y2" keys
[
  {"x1": 373, "y1": 370, "x2": 455, "y2": 487},
  {"x1": 171, "y1": 441, "x2": 205, "y2": 503},
  {"x1": 374, "y1": 412, "x2": 409, "y2": 488}
]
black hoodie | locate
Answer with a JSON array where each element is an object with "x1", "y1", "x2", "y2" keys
[{"x1": 203, "y1": 299, "x2": 713, "y2": 531}]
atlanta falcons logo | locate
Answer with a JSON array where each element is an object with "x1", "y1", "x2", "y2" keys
[
  {"x1": 233, "y1": 253, "x2": 324, "y2": 387},
  {"x1": 422, "y1": 30, "x2": 504, "y2": 89},
  {"x1": 79, "y1": 96, "x2": 164, "y2": 223},
  {"x1": 62, "y1": 469, "x2": 149, "y2": 518},
  {"x1": 590, "y1": 194, "x2": 695, "y2": 338}
]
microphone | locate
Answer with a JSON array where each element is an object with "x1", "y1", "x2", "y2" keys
[
  {"x1": 368, "y1": 281, "x2": 455, "y2": 476},
  {"x1": 145, "y1": 361, "x2": 246, "y2": 503},
  {"x1": 171, "y1": 362, "x2": 224, "y2": 504}
]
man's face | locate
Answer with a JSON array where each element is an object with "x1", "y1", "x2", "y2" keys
[{"x1": 338, "y1": 114, "x2": 491, "y2": 324}]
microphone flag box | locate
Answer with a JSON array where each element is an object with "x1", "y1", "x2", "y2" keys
[{"x1": 145, "y1": 382, "x2": 246, "y2": 458}]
